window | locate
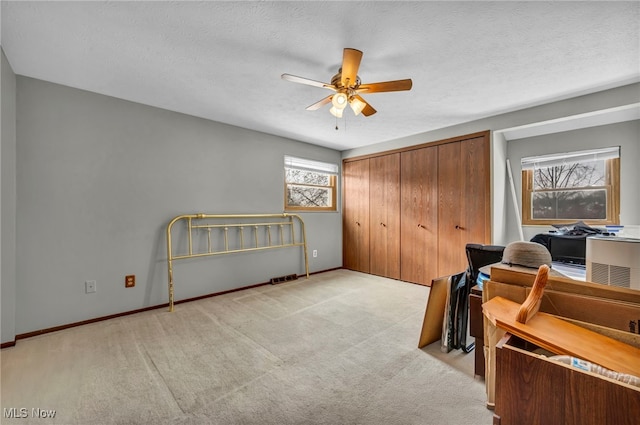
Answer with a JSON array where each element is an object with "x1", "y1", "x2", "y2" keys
[
  {"x1": 284, "y1": 156, "x2": 338, "y2": 211},
  {"x1": 521, "y1": 147, "x2": 620, "y2": 225}
]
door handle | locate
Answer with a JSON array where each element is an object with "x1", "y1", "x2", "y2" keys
[
  {"x1": 418, "y1": 224, "x2": 426, "y2": 229},
  {"x1": 380, "y1": 222, "x2": 386, "y2": 227},
  {"x1": 455, "y1": 225, "x2": 465, "y2": 230}
]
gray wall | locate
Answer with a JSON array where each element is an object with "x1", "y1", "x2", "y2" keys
[
  {"x1": 1, "y1": 49, "x2": 17, "y2": 344},
  {"x1": 342, "y1": 84, "x2": 640, "y2": 159},
  {"x1": 15, "y1": 77, "x2": 342, "y2": 335},
  {"x1": 506, "y1": 120, "x2": 640, "y2": 242},
  {"x1": 343, "y1": 83, "x2": 640, "y2": 246},
  {"x1": 7, "y1": 73, "x2": 640, "y2": 338}
]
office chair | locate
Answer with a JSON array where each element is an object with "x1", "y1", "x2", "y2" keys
[{"x1": 465, "y1": 243, "x2": 505, "y2": 287}]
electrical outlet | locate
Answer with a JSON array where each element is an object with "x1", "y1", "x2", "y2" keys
[
  {"x1": 125, "y1": 275, "x2": 135, "y2": 288},
  {"x1": 313, "y1": 250, "x2": 318, "y2": 258},
  {"x1": 85, "y1": 280, "x2": 97, "y2": 294}
]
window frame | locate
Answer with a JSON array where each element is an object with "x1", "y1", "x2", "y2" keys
[
  {"x1": 284, "y1": 156, "x2": 338, "y2": 212},
  {"x1": 521, "y1": 156, "x2": 620, "y2": 226}
]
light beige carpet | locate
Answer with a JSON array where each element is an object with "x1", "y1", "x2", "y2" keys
[{"x1": 1, "y1": 269, "x2": 493, "y2": 424}]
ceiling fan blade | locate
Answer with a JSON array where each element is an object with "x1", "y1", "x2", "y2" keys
[
  {"x1": 305, "y1": 96, "x2": 332, "y2": 111},
  {"x1": 281, "y1": 74, "x2": 335, "y2": 90},
  {"x1": 353, "y1": 95, "x2": 377, "y2": 116},
  {"x1": 341, "y1": 48, "x2": 363, "y2": 88},
  {"x1": 356, "y1": 79, "x2": 413, "y2": 93}
]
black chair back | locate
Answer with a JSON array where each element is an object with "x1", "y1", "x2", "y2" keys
[{"x1": 465, "y1": 243, "x2": 505, "y2": 286}]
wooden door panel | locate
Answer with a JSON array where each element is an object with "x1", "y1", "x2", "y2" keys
[
  {"x1": 343, "y1": 159, "x2": 370, "y2": 272},
  {"x1": 369, "y1": 154, "x2": 400, "y2": 279},
  {"x1": 385, "y1": 154, "x2": 401, "y2": 279},
  {"x1": 437, "y1": 142, "x2": 466, "y2": 276},
  {"x1": 461, "y1": 136, "x2": 490, "y2": 246},
  {"x1": 369, "y1": 157, "x2": 383, "y2": 275},
  {"x1": 400, "y1": 147, "x2": 438, "y2": 285},
  {"x1": 438, "y1": 134, "x2": 491, "y2": 277}
]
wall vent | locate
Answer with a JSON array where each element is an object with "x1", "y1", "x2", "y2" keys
[{"x1": 270, "y1": 274, "x2": 298, "y2": 285}]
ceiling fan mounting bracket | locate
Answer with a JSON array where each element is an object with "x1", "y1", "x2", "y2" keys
[{"x1": 331, "y1": 70, "x2": 361, "y2": 90}]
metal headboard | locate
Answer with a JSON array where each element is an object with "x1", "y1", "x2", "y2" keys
[{"x1": 166, "y1": 213, "x2": 309, "y2": 311}]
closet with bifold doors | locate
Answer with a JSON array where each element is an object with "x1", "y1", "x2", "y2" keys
[{"x1": 342, "y1": 131, "x2": 491, "y2": 285}]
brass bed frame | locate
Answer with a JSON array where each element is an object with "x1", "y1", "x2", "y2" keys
[{"x1": 166, "y1": 213, "x2": 309, "y2": 312}]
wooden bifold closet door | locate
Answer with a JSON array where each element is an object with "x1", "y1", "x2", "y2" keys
[
  {"x1": 343, "y1": 158, "x2": 370, "y2": 273},
  {"x1": 369, "y1": 153, "x2": 400, "y2": 279},
  {"x1": 437, "y1": 136, "x2": 490, "y2": 277},
  {"x1": 400, "y1": 146, "x2": 438, "y2": 285}
]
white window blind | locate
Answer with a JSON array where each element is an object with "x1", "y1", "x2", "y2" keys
[
  {"x1": 521, "y1": 146, "x2": 620, "y2": 170},
  {"x1": 284, "y1": 155, "x2": 339, "y2": 174}
]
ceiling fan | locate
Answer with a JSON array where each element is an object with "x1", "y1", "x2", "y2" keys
[{"x1": 281, "y1": 48, "x2": 412, "y2": 118}]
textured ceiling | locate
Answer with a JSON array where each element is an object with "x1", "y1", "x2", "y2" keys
[{"x1": 2, "y1": 1, "x2": 639, "y2": 151}]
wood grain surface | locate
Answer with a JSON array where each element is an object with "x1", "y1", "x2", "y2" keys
[{"x1": 484, "y1": 296, "x2": 640, "y2": 377}]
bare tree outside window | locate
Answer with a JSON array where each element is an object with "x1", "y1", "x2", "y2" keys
[
  {"x1": 521, "y1": 147, "x2": 620, "y2": 225},
  {"x1": 532, "y1": 159, "x2": 607, "y2": 220},
  {"x1": 285, "y1": 169, "x2": 332, "y2": 208},
  {"x1": 283, "y1": 156, "x2": 337, "y2": 211}
]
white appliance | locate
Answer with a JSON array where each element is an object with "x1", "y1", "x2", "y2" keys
[{"x1": 586, "y1": 236, "x2": 640, "y2": 290}]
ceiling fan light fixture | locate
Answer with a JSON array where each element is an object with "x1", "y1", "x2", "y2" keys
[
  {"x1": 331, "y1": 92, "x2": 348, "y2": 110},
  {"x1": 329, "y1": 106, "x2": 343, "y2": 118},
  {"x1": 349, "y1": 97, "x2": 366, "y2": 116},
  {"x1": 282, "y1": 48, "x2": 412, "y2": 119}
]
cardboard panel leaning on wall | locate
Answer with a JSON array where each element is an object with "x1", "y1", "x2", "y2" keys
[{"x1": 14, "y1": 76, "x2": 342, "y2": 335}]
